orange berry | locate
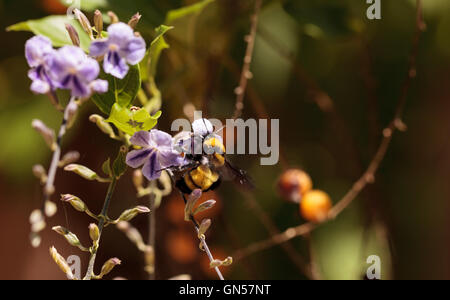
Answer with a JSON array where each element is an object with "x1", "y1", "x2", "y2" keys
[
  {"x1": 277, "y1": 169, "x2": 313, "y2": 203},
  {"x1": 300, "y1": 190, "x2": 332, "y2": 223}
]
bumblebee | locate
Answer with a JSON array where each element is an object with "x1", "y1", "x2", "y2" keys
[{"x1": 170, "y1": 119, "x2": 253, "y2": 195}]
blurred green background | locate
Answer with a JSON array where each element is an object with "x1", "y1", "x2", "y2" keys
[{"x1": 0, "y1": 0, "x2": 449, "y2": 280}]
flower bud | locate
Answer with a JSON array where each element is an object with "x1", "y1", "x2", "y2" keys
[
  {"x1": 185, "y1": 189, "x2": 202, "y2": 221},
  {"x1": 99, "y1": 258, "x2": 121, "y2": 278},
  {"x1": 66, "y1": 100, "x2": 79, "y2": 128},
  {"x1": 52, "y1": 226, "x2": 82, "y2": 248},
  {"x1": 209, "y1": 256, "x2": 233, "y2": 269},
  {"x1": 94, "y1": 10, "x2": 103, "y2": 36},
  {"x1": 107, "y1": 11, "x2": 119, "y2": 24},
  {"x1": 117, "y1": 206, "x2": 150, "y2": 222},
  {"x1": 74, "y1": 9, "x2": 93, "y2": 39},
  {"x1": 49, "y1": 246, "x2": 74, "y2": 280},
  {"x1": 65, "y1": 23, "x2": 80, "y2": 47},
  {"x1": 198, "y1": 219, "x2": 211, "y2": 237},
  {"x1": 59, "y1": 151, "x2": 80, "y2": 167},
  {"x1": 30, "y1": 232, "x2": 42, "y2": 248},
  {"x1": 277, "y1": 169, "x2": 313, "y2": 204},
  {"x1": 193, "y1": 200, "x2": 216, "y2": 216},
  {"x1": 45, "y1": 200, "x2": 57, "y2": 217},
  {"x1": 128, "y1": 12, "x2": 141, "y2": 29},
  {"x1": 32, "y1": 119, "x2": 55, "y2": 150},
  {"x1": 61, "y1": 194, "x2": 87, "y2": 212},
  {"x1": 29, "y1": 209, "x2": 46, "y2": 233},
  {"x1": 89, "y1": 114, "x2": 116, "y2": 138},
  {"x1": 64, "y1": 164, "x2": 98, "y2": 181},
  {"x1": 299, "y1": 190, "x2": 332, "y2": 223},
  {"x1": 32, "y1": 164, "x2": 47, "y2": 184},
  {"x1": 89, "y1": 223, "x2": 100, "y2": 243}
]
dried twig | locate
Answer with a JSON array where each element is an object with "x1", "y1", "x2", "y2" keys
[
  {"x1": 232, "y1": 0, "x2": 263, "y2": 119},
  {"x1": 234, "y1": 0, "x2": 425, "y2": 261}
]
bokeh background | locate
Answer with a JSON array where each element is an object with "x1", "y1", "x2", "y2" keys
[{"x1": 0, "y1": 0, "x2": 449, "y2": 280}]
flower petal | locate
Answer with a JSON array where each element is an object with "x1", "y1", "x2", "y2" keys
[
  {"x1": 78, "y1": 57, "x2": 100, "y2": 82},
  {"x1": 70, "y1": 76, "x2": 90, "y2": 98},
  {"x1": 90, "y1": 79, "x2": 108, "y2": 94},
  {"x1": 89, "y1": 40, "x2": 110, "y2": 57},
  {"x1": 158, "y1": 149, "x2": 184, "y2": 168},
  {"x1": 25, "y1": 35, "x2": 53, "y2": 67},
  {"x1": 142, "y1": 150, "x2": 161, "y2": 181},
  {"x1": 107, "y1": 22, "x2": 135, "y2": 43},
  {"x1": 130, "y1": 131, "x2": 152, "y2": 147},
  {"x1": 30, "y1": 79, "x2": 50, "y2": 94},
  {"x1": 126, "y1": 148, "x2": 153, "y2": 168},
  {"x1": 122, "y1": 36, "x2": 146, "y2": 65},
  {"x1": 104, "y1": 51, "x2": 129, "y2": 79},
  {"x1": 149, "y1": 129, "x2": 173, "y2": 147}
]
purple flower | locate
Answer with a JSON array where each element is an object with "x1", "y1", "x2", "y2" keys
[
  {"x1": 89, "y1": 22, "x2": 146, "y2": 79},
  {"x1": 126, "y1": 130, "x2": 183, "y2": 181},
  {"x1": 49, "y1": 46, "x2": 108, "y2": 98},
  {"x1": 25, "y1": 35, "x2": 57, "y2": 94}
]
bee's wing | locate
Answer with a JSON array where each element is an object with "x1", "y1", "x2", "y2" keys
[{"x1": 218, "y1": 159, "x2": 255, "y2": 190}]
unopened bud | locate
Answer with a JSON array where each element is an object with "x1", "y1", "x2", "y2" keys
[
  {"x1": 65, "y1": 23, "x2": 80, "y2": 47},
  {"x1": 30, "y1": 232, "x2": 42, "y2": 248},
  {"x1": 193, "y1": 200, "x2": 216, "y2": 216},
  {"x1": 52, "y1": 226, "x2": 82, "y2": 248},
  {"x1": 99, "y1": 258, "x2": 121, "y2": 278},
  {"x1": 59, "y1": 151, "x2": 80, "y2": 167},
  {"x1": 32, "y1": 164, "x2": 47, "y2": 184},
  {"x1": 209, "y1": 256, "x2": 233, "y2": 269},
  {"x1": 89, "y1": 223, "x2": 100, "y2": 242},
  {"x1": 74, "y1": 9, "x2": 93, "y2": 39},
  {"x1": 117, "y1": 206, "x2": 150, "y2": 222},
  {"x1": 49, "y1": 246, "x2": 74, "y2": 279},
  {"x1": 61, "y1": 194, "x2": 87, "y2": 212},
  {"x1": 128, "y1": 12, "x2": 141, "y2": 29},
  {"x1": 107, "y1": 11, "x2": 119, "y2": 24},
  {"x1": 94, "y1": 10, "x2": 103, "y2": 36},
  {"x1": 29, "y1": 209, "x2": 46, "y2": 233},
  {"x1": 198, "y1": 219, "x2": 211, "y2": 237},
  {"x1": 89, "y1": 114, "x2": 116, "y2": 138},
  {"x1": 66, "y1": 100, "x2": 79, "y2": 127},
  {"x1": 45, "y1": 200, "x2": 57, "y2": 217},
  {"x1": 32, "y1": 119, "x2": 55, "y2": 150},
  {"x1": 64, "y1": 164, "x2": 98, "y2": 181},
  {"x1": 185, "y1": 189, "x2": 202, "y2": 221}
]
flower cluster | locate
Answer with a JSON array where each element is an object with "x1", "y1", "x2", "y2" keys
[
  {"x1": 26, "y1": 36, "x2": 107, "y2": 98},
  {"x1": 25, "y1": 21, "x2": 146, "y2": 97}
]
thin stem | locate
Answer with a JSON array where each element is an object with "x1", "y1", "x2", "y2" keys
[
  {"x1": 232, "y1": 0, "x2": 262, "y2": 119},
  {"x1": 233, "y1": 0, "x2": 425, "y2": 261},
  {"x1": 147, "y1": 193, "x2": 156, "y2": 280},
  {"x1": 38, "y1": 96, "x2": 76, "y2": 215},
  {"x1": 192, "y1": 219, "x2": 225, "y2": 281},
  {"x1": 84, "y1": 176, "x2": 118, "y2": 280}
]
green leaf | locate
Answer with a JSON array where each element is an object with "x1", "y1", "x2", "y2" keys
[
  {"x1": 91, "y1": 64, "x2": 141, "y2": 115},
  {"x1": 112, "y1": 147, "x2": 128, "y2": 179},
  {"x1": 140, "y1": 25, "x2": 174, "y2": 82},
  {"x1": 102, "y1": 158, "x2": 112, "y2": 177},
  {"x1": 106, "y1": 103, "x2": 161, "y2": 136},
  {"x1": 7, "y1": 16, "x2": 91, "y2": 52},
  {"x1": 165, "y1": 0, "x2": 215, "y2": 24}
]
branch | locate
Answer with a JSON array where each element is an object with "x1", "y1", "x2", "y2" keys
[
  {"x1": 232, "y1": 0, "x2": 263, "y2": 119},
  {"x1": 84, "y1": 176, "x2": 117, "y2": 280},
  {"x1": 234, "y1": 0, "x2": 425, "y2": 262}
]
